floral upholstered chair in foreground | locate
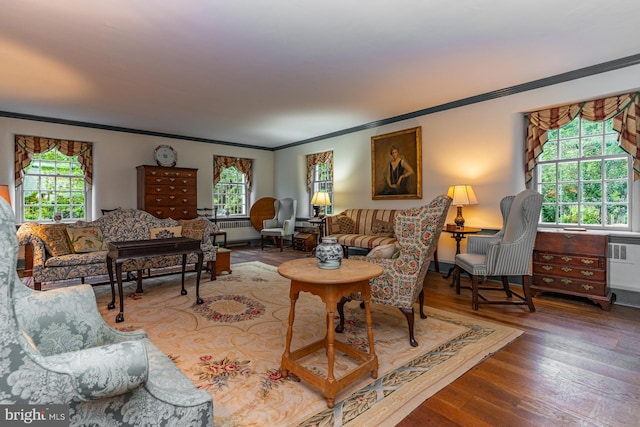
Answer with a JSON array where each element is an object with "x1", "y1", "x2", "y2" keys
[
  {"x1": 454, "y1": 189, "x2": 542, "y2": 311},
  {"x1": 336, "y1": 194, "x2": 451, "y2": 347},
  {"x1": 0, "y1": 199, "x2": 213, "y2": 426}
]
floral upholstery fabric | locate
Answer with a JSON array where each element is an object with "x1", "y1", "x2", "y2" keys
[
  {"x1": 31, "y1": 223, "x2": 73, "y2": 256},
  {"x1": 66, "y1": 225, "x2": 108, "y2": 252},
  {"x1": 0, "y1": 199, "x2": 213, "y2": 426},
  {"x1": 17, "y1": 209, "x2": 218, "y2": 288},
  {"x1": 351, "y1": 195, "x2": 451, "y2": 309}
]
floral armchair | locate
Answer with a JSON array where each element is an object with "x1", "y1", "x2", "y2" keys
[
  {"x1": 0, "y1": 199, "x2": 213, "y2": 426},
  {"x1": 336, "y1": 194, "x2": 451, "y2": 347}
]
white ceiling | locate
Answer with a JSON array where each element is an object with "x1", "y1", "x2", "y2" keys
[{"x1": 1, "y1": 0, "x2": 640, "y2": 149}]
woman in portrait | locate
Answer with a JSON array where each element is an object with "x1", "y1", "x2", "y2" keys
[{"x1": 382, "y1": 145, "x2": 415, "y2": 195}]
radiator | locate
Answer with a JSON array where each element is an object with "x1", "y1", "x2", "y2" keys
[{"x1": 217, "y1": 220, "x2": 252, "y2": 229}]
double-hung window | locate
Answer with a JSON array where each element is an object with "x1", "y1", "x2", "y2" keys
[
  {"x1": 536, "y1": 116, "x2": 631, "y2": 228},
  {"x1": 311, "y1": 161, "x2": 333, "y2": 216},
  {"x1": 19, "y1": 148, "x2": 89, "y2": 223},
  {"x1": 213, "y1": 166, "x2": 248, "y2": 217}
]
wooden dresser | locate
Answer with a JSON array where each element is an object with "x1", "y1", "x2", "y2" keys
[
  {"x1": 532, "y1": 230, "x2": 614, "y2": 310},
  {"x1": 137, "y1": 165, "x2": 197, "y2": 219}
]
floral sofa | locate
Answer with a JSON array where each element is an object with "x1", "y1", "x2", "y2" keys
[
  {"x1": 325, "y1": 208, "x2": 400, "y2": 254},
  {"x1": 17, "y1": 209, "x2": 219, "y2": 290},
  {"x1": 1, "y1": 199, "x2": 213, "y2": 426}
]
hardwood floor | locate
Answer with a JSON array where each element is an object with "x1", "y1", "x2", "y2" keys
[{"x1": 230, "y1": 244, "x2": 640, "y2": 426}]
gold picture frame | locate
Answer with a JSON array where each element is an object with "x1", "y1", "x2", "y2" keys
[{"x1": 371, "y1": 126, "x2": 422, "y2": 200}]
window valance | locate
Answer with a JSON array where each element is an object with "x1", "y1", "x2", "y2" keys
[
  {"x1": 14, "y1": 135, "x2": 93, "y2": 188},
  {"x1": 306, "y1": 150, "x2": 333, "y2": 192},
  {"x1": 525, "y1": 92, "x2": 640, "y2": 183},
  {"x1": 213, "y1": 155, "x2": 253, "y2": 191}
]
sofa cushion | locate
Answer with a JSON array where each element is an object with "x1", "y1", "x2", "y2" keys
[
  {"x1": 370, "y1": 219, "x2": 394, "y2": 237},
  {"x1": 150, "y1": 226, "x2": 182, "y2": 239},
  {"x1": 367, "y1": 243, "x2": 398, "y2": 258},
  {"x1": 336, "y1": 215, "x2": 355, "y2": 234},
  {"x1": 178, "y1": 218, "x2": 208, "y2": 241},
  {"x1": 32, "y1": 224, "x2": 73, "y2": 256},
  {"x1": 66, "y1": 226, "x2": 108, "y2": 252}
]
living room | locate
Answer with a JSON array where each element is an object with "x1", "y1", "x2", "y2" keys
[{"x1": 2, "y1": 2, "x2": 640, "y2": 425}]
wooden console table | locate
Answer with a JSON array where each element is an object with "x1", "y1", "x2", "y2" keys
[
  {"x1": 106, "y1": 237, "x2": 203, "y2": 322},
  {"x1": 278, "y1": 258, "x2": 383, "y2": 408}
]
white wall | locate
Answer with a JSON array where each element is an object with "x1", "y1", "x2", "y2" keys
[
  {"x1": 274, "y1": 64, "x2": 640, "y2": 265},
  {"x1": 0, "y1": 117, "x2": 275, "y2": 241}
]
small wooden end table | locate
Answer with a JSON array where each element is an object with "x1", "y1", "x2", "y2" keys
[
  {"x1": 106, "y1": 237, "x2": 203, "y2": 323},
  {"x1": 278, "y1": 258, "x2": 383, "y2": 408},
  {"x1": 215, "y1": 247, "x2": 232, "y2": 275}
]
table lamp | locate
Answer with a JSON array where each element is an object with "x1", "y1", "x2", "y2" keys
[
  {"x1": 0, "y1": 185, "x2": 11, "y2": 206},
  {"x1": 311, "y1": 191, "x2": 331, "y2": 218},
  {"x1": 447, "y1": 184, "x2": 478, "y2": 228}
]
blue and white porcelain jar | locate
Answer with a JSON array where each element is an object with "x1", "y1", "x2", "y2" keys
[{"x1": 316, "y1": 236, "x2": 343, "y2": 269}]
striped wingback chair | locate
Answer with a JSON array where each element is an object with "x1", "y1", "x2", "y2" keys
[{"x1": 454, "y1": 189, "x2": 543, "y2": 311}]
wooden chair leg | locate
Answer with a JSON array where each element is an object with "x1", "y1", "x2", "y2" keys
[
  {"x1": 261, "y1": 235, "x2": 265, "y2": 250},
  {"x1": 454, "y1": 265, "x2": 462, "y2": 294},
  {"x1": 522, "y1": 275, "x2": 536, "y2": 312},
  {"x1": 399, "y1": 307, "x2": 418, "y2": 347},
  {"x1": 471, "y1": 274, "x2": 480, "y2": 310},
  {"x1": 418, "y1": 289, "x2": 427, "y2": 319},
  {"x1": 335, "y1": 296, "x2": 350, "y2": 333},
  {"x1": 279, "y1": 236, "x2": 283, "y2": 252},
  {"x1": 501, "y1": 275, "x2": 513, "y2": 297},
  {"x1": 433, "y1": 248, "x2": 440, "y2": 273}
]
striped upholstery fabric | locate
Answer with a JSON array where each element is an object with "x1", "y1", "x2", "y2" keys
[{"x1": 325, "y1": 208, "x2": 399, "y2": 250}]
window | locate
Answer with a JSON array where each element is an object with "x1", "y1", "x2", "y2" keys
[
  {"x1": 310, "y1": 161, "x2": 333, "y2": 216},
  {"x1": 536, "y1": 116, "x2": 631, "y2": 228},
  {"x1": 213, "y1": 166, "x2": 248, "y2": 217},
  {"x1": 20, "y1": 148, "x2": 88, "y2": 222}
]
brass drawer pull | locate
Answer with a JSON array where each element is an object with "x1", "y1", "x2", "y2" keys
[
  {"x1": 561, "y1": 279, "x2": 573, "y2": 284},
  {"x1": 542, "y1": 255, "x2": 554, "y2": 261},
  {"x1": 542, "y1": 277, "x2": 554, "y2": 283},
  {"x1": 542, "y1": 265, "x2": 554, "y2": 271},
  {"x1": 581, "y1": 284, "x2": 594, "y2": 291},
  {"x1": 561, "y1": 267, "x2": 573, "y2": 272},
  {"x1": 169, "y1": 186, "x2": 175, "y2": 190},
  {"x1": 561, "y1": 256, "x2": 573, "y2": 262},
  {"x1": 580, "y1": 271, "x2": 594, "y2": 277},
  {"x1": 581, "y1": 259, "x2": 594, "y2": 265},
  {"x1": 564, "y1": 235, "x2": 576, "y2": 239}
]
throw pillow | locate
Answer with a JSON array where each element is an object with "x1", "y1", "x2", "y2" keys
[
  {"x1": 178, "y1": 218, "x2": 207, "y2": 241},
  {"x1": 371, "y1": 219, "x2": 395, "y2": 237},
  {"x1": 32, "y1": 224, "x2": 73, "y2": 256},
  {"x1": 367, "y1": 243, "x2": 399, "y2": 258},
  {"x1": 66, "y1": 226, "x2": 108, "y2": 252},
  {"x1": 336, "y1": 215, "x2": 355, "y2": 234},
  {"x1": 150, "y1": 226, "x2": 183, "y2": 239}
]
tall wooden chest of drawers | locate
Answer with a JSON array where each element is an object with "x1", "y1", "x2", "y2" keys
[
  {"x1": 137, "y1": 165, "x2": 198, "y2": 220},
  {"x1": 531, "y1": 230, "x2": 614, "y2": 310}
]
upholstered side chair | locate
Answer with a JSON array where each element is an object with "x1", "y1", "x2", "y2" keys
[
  {"x1": 454, "y1": 189, "x2": 543, "y2": 311},
  {"x1": 336, "y1": 194, "x2": 451, "y2": 347},
  {"x1": 0, "y1": 199, "x2": 213, "y2": 426},
  {"x1": 261, "y1": 198, "x2": 297, "y2": 251}
]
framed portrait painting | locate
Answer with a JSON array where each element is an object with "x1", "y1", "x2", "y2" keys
[{"x1": 371, "y1": 126, "x2": 422, "y2": 200}]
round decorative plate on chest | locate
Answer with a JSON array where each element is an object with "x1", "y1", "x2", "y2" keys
[{"x1": 154, "y1": 145, "x2": 177, "y2": 167}]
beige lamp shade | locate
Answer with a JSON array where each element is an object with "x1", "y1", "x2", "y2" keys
[
  {"x1": 0, "y1": 185, "x2": 10, "y2": 206},
  {"x1": 311, "y1": 191, "x2": 331, "y2": 206},
  {"x1": 447, "y1": 185, "x2": 478, "y2": 228}
]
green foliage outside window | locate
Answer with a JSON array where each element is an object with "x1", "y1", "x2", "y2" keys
[
  {"x1": 311, "y1": 161, "x2": 333, "y2": 216},
  {"x1": 537, "y1": 117, "x2": 630, "y2": 228},
  {"x1": 213, "y1": 167, "x2": 247, "y2": 216},
  {"x1": 22, "y1": 149, "x2": 87, "y2": 221}
]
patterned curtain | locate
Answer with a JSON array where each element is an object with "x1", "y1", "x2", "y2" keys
[
  {"x1": 15, "y1": 135, "x2": 93, "y2": 188},
  {"x1": 306, "y1": 150, "x2": 333, "y2": 192},
  {"x1": 525, "y1": 92, "x2": 640, "y2": 183},
  {"x1": 213, "y1": 155, "x2": 254, "y2": 191}
]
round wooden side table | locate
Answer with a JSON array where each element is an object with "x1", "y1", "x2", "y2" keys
[{"x1": 277, "y1": 258, "x2": 383, "y2": 408}]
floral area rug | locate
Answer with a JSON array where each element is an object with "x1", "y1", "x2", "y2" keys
[{"x1": 90, "y1": 261, "x2": 522, "y2": 427}]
